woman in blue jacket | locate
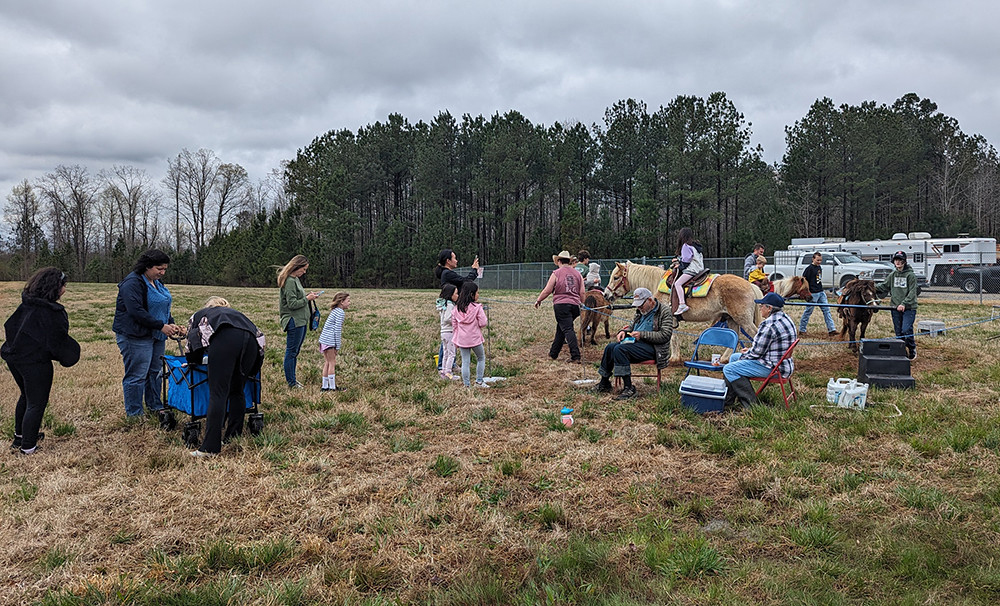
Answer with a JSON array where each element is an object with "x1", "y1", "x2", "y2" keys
[
  {"x1": 2, "y1": 267, "x2": 80, "y2": 454},
  {"x1": 112, "y1": 249, "x2": 181, "y2": 418}
]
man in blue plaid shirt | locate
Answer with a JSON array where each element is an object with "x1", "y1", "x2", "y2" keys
[{"x1": 723, "y1": 292, "x2": 797, "y2": 408}]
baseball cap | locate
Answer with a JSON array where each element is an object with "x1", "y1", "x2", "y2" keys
[{"x1": 632, "y1": 287, "x2": 654, "y2": 307}]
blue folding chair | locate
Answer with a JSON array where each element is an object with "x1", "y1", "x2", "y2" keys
[{"x1": 684, "y1": 327, "x2": 739, "y2": 377}]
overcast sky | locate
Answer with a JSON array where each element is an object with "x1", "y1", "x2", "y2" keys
[{"x1": 2, "y1": 0, "x2": 998, "y2": 204}]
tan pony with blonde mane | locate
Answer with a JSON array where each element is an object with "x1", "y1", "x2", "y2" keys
[{"x1": 604, "y1": 261, "x2": 764, "y2": 364}]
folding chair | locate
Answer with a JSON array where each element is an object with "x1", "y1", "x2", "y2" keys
[
  {"x1": 617, "y1": 360, "x2": 661, "y2": 391},
  {"x1": 749, "y1": 338, "x2": 799, "y2": 409},
  {"x1": 684, "y1": 327, "x2": 739, "y2": 377}
]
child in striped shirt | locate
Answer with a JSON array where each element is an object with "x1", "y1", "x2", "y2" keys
[{"x1": 319, "y1": 292, "x2": 350, "y2": 391}]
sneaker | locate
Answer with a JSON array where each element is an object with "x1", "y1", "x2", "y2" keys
[
  {"x1": 189, "y1": 450, "x2": 217, "y2": 458},
  {"x1": 828, "y1": 330, "x2": 839, "y2": 336},
  {"x1": 321, "y1": 387, "x2": 337, "y2": 392},
  {"x1": 675, "y1": 304, "x2": 690, "y2": 315},
  {"x1": 10, "y1": 432, "x2": 44, "y2": 449},
  {"x1": 475, "y1": 381, "x2": 490, "y2": 388},
  {"x1": 289, "y1": 382, "x2": 305, "y2": 389},
  {"x1": 15, "y1": 445, "x2": 41, "y2": 455},
  {"x1": 592, "y1": 381, "x2": 613, "y2": 394},
  {"x1": 907, "y1": 350, "x2": 917, "y2": 360},
  {"x1": 615, "y1": 385, "x2": 638, "y2": 400}
]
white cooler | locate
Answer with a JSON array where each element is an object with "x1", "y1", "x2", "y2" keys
[{"x1": 679, "y1": 375, "x2": 727, "y2": 414}]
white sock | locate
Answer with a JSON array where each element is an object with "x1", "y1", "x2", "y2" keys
[
  {"x1": 329, "y1": 374, "x2": 336, "y2": 390},
  {"x1": 322, "y1": 376, "x2": 330, "y2": 389}
]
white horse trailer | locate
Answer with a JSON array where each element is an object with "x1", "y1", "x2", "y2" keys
[{"x1": 787, "y1": 232, "x2": 997, "y2": 286}]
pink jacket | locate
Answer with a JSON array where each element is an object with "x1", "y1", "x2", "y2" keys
[{"x1": 452, "y1": 302, "x2": 487, "y2": 348}]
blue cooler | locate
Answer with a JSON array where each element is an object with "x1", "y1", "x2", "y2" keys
[
  {"x1": 679, "y1": 375, "x2": 727, "y2": 413},
  {"x1": 162, "y1": 355, "x2": 260, "y2": 419}
]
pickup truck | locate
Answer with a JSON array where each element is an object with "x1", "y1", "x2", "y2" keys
[
  {"x1": 766, "y1": 250, "x2": 896, "y2": 291},
  {"x1": 952, "y1": 265, "x2": 1000, "y2": 293}
]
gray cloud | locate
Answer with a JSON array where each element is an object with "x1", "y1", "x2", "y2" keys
[{"x1": 2, "y1": 0, "x2": 998, "y2": 200}]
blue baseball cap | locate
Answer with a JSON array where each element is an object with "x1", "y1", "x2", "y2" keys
[{"x1": 754, "y1": 292, "x2": 785, "y2": 308}]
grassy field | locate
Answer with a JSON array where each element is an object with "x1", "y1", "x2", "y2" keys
[{"x1": 2, "y1": 281, "x2": 1000, "y2": 605}]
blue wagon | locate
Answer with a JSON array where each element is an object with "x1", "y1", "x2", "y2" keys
[{"x1": 160, "y1": 354, "x2": 264, "y2": 447}]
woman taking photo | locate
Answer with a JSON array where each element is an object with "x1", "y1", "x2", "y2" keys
[
  {"x1": 435, "y1": 249, "x2": 480, "y2": 289},
  {"x1": 2, "y1": 268, "x2": 80, "y2": 454},
  {"x1": 277, "y1": 254, "x2": 319, "y2": 388},
  {"x1": 112, "y1": 249, "x2": 180, "y2": 418}
]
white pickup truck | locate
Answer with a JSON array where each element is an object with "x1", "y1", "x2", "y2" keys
[{"x1": 765, "y1": 250, "x2": 895, "y2": 290}]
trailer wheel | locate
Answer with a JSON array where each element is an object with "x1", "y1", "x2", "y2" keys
[{"x1": 962, "y1": 277, "x2": 980, "y2": 293}]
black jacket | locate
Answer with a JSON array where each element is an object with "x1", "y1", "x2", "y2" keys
[
  {"x1": 184, "y1": 306, "x2": 265, "y2": 376},
  {"x1": 439, "y1": 267, "x2": 478, "y2": 289},
  {"x1": 112, "y1": 272, "x2": 173, "y2": 338},
  {"x1": 1, "y1": 293, "x2": 81, "y2": 367}
]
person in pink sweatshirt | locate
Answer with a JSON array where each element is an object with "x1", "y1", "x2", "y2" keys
[
  {"x1": 452, "y1": 281, "x2": 489, "y2": 388},
  {"x1": 534, "y1": 250, "x2": 585, "y2": 362}
]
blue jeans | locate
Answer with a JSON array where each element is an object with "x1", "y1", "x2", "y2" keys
[
  {"x1": 284, "y1": 317, "x2": 307, "y2": 386},
  {"x1": 800, "y1": 291, "x2": 835, "y2": 333},
  {"x1": 459, "y1": 344, "x2": 486, "y2": 386},
  {"x1": 116, "y1": 334, "x2": 165, "y2": 416},
  {"x1": 722, "y1": 352, "x2": 774, "y2": 382},
  {"x1": 891, "y1": 309, "x2": 917, "y2": 353},
  {"x1": 597, "y1": 340, "x2": 656, "y2": 378}
]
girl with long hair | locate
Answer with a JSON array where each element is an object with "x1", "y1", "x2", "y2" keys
[
  {"x1": 436, "y1": 283, "x2": 460, "y2": 380},
  {"x1": 451, "y1": 281, "x2": 489, "y2": 387},
  {"x1": 318, "y1": 292, "x2": 350, "y2": 391},
  {"x1": 672, "y1": 227, "x2": 704, "y2": 315}
]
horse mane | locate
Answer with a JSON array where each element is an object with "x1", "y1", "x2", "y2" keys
[{"x1": 621, "y1": 261, "x2": 668, "y2": 292}]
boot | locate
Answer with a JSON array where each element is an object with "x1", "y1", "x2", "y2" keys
[{"x1": 727, "y1": 377, "x2": 758, "y2": 409}]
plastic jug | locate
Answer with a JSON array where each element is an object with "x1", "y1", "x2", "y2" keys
[
  {"x1": 841, "y1": 382, "x2": 869, "y2": 409},
  {"x1": 826, "y1": 378, "x2": 853, "y2": 404}
]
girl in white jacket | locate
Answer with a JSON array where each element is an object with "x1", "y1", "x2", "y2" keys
[{"x1": 436, "y1": 284, "x2": 459, "y2": 380}]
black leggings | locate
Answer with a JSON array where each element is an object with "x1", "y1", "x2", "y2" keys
[
  {"x1": 8, "y1": 362, "x2": 53, "y2": 450},
  {"x1": 199, "y1": 328, "x2": 260, "y2": 453}
]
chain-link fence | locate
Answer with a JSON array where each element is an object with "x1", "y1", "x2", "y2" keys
[
  {"x1": 467, "y1": 253, "x2": 1000, "y2": 304},
  {"x1": 467, "y1": 257, "x2": 749, "y2": 291}
]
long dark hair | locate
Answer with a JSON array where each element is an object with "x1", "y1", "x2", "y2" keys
[
  {"x1": 675, "y1": 228, "x2": 699, "y2": 256},
  {"x1": 24, "y1": 267, "x2": 68, "y2": 302},
  {"x1": 456, "y1": 281, "x2": 478, "y2": 313},
  {"x1": 434, "y1": 249, "x2": 454, "y2": 280},
  {"x1": 439, "y1": 283, "x2": 457, "y2": 301},
  {"x1": 132, "y1": 249, "x2": 171, "y2": 275}
]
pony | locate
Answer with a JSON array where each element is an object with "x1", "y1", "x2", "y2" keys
[
  {"x1": 836, "y1": 279, "x2": 879, "y2": 354},
  {"x1": 772, "y1": 275, "x2": 812, "y2": 301},
  {"x1": 604, "y1": 261, "x2": 762, "y2": 364},
  {"x1": 579, "y1": 290, "x2": 612, "y2": 346}
]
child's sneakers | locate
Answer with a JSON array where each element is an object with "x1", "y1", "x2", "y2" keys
[
  {"x1": 474, "y1": 381, "x2": 490, "y2": 389},
  {"x1": 675, "y1": 304, "x2": 691, "y2": 315}
]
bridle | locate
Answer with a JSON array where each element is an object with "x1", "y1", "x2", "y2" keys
[{"x1": 607, "y1": 264, "x2": 630, "y2": 300}]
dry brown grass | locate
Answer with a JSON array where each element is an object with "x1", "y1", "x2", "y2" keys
[{"x1": 2, "y1": 281, "x2": 1000, "y2": 603}]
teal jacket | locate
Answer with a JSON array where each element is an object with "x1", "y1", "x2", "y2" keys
[{"x1": 876, "y1": 266, "x2": 918, "y2": 310}]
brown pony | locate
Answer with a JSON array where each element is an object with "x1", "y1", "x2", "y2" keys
[
  {"x1": 579, "y1": 290, "x2": 612, "y2": 346},
  {"x1": 604, "y1": 261, "x2": 762, "y2": 364},
  {"x1": 772, "y1": 276, "x2": 812, "y2": 301},
  {"x1": 837, "y1": 279, "x2": 879, "y2": 353}
]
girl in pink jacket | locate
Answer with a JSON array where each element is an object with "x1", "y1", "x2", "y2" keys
[{"x1": 452, "y1": 282, "x2": 489, "y2": 387}]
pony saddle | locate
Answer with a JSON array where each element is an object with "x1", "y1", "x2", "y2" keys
[{"x1": 659, "y1": 268, "x2": 713, "y2": 296}]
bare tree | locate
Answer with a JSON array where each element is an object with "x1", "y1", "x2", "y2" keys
[
  {"x1": 103, "y1": 164, "x2": 160, "y2": 248},
  {"x1": 214, "y1": 162, "x2": 251, "y2": 236},
  {"x1": 4, "y1": 180, "x2": 46, "y2": 277},
  {"x1": 36, "y1": 165, "x2": 98, "y2": 275}
]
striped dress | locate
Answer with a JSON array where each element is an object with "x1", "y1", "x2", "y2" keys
[{"x1": 319, "y1": 307, "x2": 345, "y2": 350}]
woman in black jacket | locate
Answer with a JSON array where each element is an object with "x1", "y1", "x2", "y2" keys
[
  {"x1": 184, "y1": 297, "x2": 265, "y2": 456},
  {"x1": 2, "y1": 268, "x2": 80, "y2": 454}
]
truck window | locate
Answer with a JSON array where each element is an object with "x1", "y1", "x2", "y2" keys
[
  {"x1": 822, "y1": 253, "x2": 834, "y2": 265},
  {"x1": 800, "y1": 254, "x2": 812, "y2": 265}
]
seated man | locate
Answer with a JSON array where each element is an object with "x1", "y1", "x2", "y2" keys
[
  {"x1": 722, "y1": 292, "x2": 796, "y2": 409},
  {"x1": 592, "y1": 287, "x2": 673, "y2": 400}
]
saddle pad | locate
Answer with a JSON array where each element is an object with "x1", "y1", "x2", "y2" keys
[{"x1": 657, "y1": 271, "x2": 718, "y2": 297}]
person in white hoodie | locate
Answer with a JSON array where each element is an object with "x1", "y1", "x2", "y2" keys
[{"x1": 436, "y1": 283, "x2": 460, "y2": 380}]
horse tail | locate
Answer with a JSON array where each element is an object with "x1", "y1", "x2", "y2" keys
[
  {"x1": 751, "y1": 283, "x2": 763, "y2": 326},
  {"x1": 585, "y1": 294, "x2": 598, "y2": 309}
]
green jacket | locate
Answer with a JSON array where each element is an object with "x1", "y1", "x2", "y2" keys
[
  {"x1": 625, "y1": 300, "x2": 674, "y2": 369},
  {"x1": 279, "y1": 276, "x2": 310, "y2": 331},
  {"x1": 876, "y1": 266, "x2": 918, "y2": 310}
]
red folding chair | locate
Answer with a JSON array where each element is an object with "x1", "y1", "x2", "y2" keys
[{"x1": 748, "y1": 338, "x2": 799, "y2": 409}]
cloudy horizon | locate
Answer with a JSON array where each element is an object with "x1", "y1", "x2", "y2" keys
[{"x1": 2, "y1": 0, "x2": 998, "y2": 207}]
